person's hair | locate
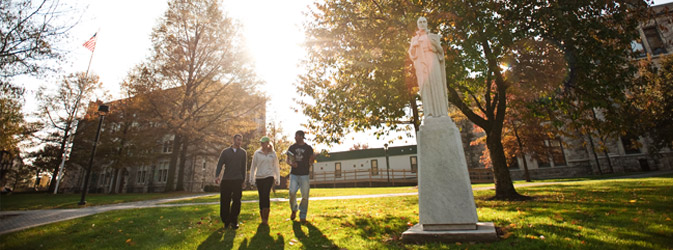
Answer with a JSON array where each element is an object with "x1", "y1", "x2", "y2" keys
[
  {"x1": 233, "y1": 134, "x2": 243, "y2": 140},
  {"x1": 295, "y1": 130, "x2": 305, "y2": 139}
]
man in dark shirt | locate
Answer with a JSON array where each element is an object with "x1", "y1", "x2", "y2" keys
[
  {"x1": 286, "y1": 130, "x2": 314, "y2": 223},
  {"x1": 215, "y1": 134, "x2": 247, "y2": 229}
]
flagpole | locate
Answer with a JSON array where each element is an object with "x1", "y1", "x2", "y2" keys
[
  {"x1": 54, "y1": 30, "x2": 99, "y2": 194},
  {"x1": 84, "y1": 29, "x2": 99, "y2": 78},
  {"x1": 84, "y1": 49, "x2": 95, "y2": 78}
]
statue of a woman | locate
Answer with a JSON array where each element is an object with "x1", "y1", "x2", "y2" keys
[{"x1": 408, "y1": 17, "x2": 449, "y2": 118}]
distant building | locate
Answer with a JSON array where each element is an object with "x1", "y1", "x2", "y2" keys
[{"x1": 61, "y1": 87, "x2": 266, "y2": 194}]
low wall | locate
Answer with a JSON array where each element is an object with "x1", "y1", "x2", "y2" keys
[{"x1": 509, "y1": 165, "x2": 592, "y2": 180}]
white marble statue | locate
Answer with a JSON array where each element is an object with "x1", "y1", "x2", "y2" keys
[{"x1": 408, "y1": 17, "x2": 449, "y2": 118}]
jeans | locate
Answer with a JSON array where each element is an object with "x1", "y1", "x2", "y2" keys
[
  {"x1": 220, "y1": 179, "x2": 243, "y2": 226},
  {"x1": 289, "y1": 174, "x2": 310, "y2": 219}
]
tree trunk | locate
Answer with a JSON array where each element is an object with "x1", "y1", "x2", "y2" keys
[
  {"x1": 410, "y1": 99, "x2": 420, "y2": 133},
  {"x1": 165, "y1": 134, "x2": 183, "y2": 192},
  {"x1": 48, "y1": 130, "x2": 69, "y2": 192},
  {"x1": 486, "y1": 132, "x2": 526, "y2": 200},
  {"x1": 512, "y1": 125, "x2": 531, "y2": 182},
  {"x1": 176, "y1": 136, "x2": 189, "y2": 191},
  {"x1": 586, "y1": 132, "x2": 603, "y2": 175},
  {"x1": 602, "y1": 149, "x2": 614, "y2": 173}
]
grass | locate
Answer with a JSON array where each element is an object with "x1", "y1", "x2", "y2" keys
[
  {"x1": 169, "y1": 186, "x2": 420, "y2": 204},
  {"x1": 0, "y1": 192, "x2": 204, "y2": 211},
  {"x1": 1, "y1": 176, "x2": 672, "y2": 249}
]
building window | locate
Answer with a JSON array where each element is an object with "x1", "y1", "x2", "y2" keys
[
  {"x1": 644, "y1": 26, "x2": 667, "y2": 55},
  {"x1": 508, "y1": 157, "x2": 520, "y2": 169},
  {"x1": 631, "y1": 40, "x2": 646, "y2": 58},
  {"x1": 162, "y1": 140, "x2": 173, "y2": 153},
  {"x1": 537, "y1": 153, "x2": 551, "y2": 168},
  {"x1": 136, "y1": 171, "x2": 142, "y2": 183},
  {"x1": 157, "y1": 161, "x2": 169, "y2": 183},
  {"x1": 202, "y1": 161, "x2": 206, "y2": 170},
  {"x1": 410, "y1": 156, "x2": 417, "y2": 173},
  {"x1": 161, "y1": 169, "x2": 167, "y2": 182},
  {"x1": 371, "y1": 159, "x2": 379, "y2": 175},
  {"x1": 549, "y1": 139, "x2": 566, "y2": 167},
  {"x1": 622, "y1": 134, "x2": 641, "y2": 154},
  {"x1": 335, "y1": 162, "x2": 342, "y2": 178}
]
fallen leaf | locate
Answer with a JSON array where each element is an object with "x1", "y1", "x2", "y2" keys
[
  {"x1": 501, "y1": 232, "x2": 513, "y2": 239},
  {"x1": 629, "y1": 200, "x2": 637, "y2": 203}
]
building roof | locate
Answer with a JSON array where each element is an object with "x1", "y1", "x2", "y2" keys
[{"x1": 316, "y1": 145, "x2": 417, "y2": 162}]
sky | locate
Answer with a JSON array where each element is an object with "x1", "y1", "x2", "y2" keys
[{"x1": 20, "y1": 0, "x2": 673, "y2": 153}]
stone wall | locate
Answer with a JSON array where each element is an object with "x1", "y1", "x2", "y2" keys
[{"x1": 509, "y1": 165, "x2": 592, "y2": 180}]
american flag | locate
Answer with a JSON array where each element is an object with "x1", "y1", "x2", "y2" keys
[{"x1": 82, "y1": 33, "x2": 97, "y2": 52}]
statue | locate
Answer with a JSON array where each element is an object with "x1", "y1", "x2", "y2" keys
[{"x1": 408, "y1": 17, "x2": 449, "y2": 118}]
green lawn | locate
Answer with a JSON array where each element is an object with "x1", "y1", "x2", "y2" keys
[
  {"x1": 169, "y1": 186, "x2": 421, "y2": 204},
  {"x1": 0, "y1": 192, "x2": 204, "y2": 211},
  {"x1": 1, "y1": 176, "x2": 671, "y2": 249}
]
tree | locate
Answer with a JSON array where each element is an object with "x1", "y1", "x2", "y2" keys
[
  {"x1": 629, "y1": 54, "x2": 673, "y2": 153},
  {"x1": 299, "y1": 0, "x2": 650, "y2": 200},
  {"x1": 36, "y1": 72, "x2": 101, "y2": 192},
  {"x1": 1, "y1": 0, "x2": 76, "y2": 79},
  {"x1": 124, "y1": 0, "x2": 263, "y2": 192},
  {"x1": 67, "y1": 96, "x2": 167, "y2": 193},
  {"x1": 0, "y1": 84, "x2": 26, "y2": 153},
  {"x1": 297, "y1": 1, "x2": 422, "y2": 145},
  {"x1": 1, "y1": 0, "x2": 77, "y2": 157},
  {"x1": 267, "y1": 121, "x2": 293, "y2": 178},
  {"x1": 349, "y1": 143, "x2": 369, "y2": 151}
]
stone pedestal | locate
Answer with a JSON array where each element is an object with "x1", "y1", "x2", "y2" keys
[
  {"x1": 402, "y1": 222, "x2": 498, "y2": 243},
  {"x1": 402, "y1": 116, "x2": 497, "y2": 243}
]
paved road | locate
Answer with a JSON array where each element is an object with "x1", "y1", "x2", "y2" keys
[{"x1": 1, "y1": 170, "x2": 670, "y2": 235}]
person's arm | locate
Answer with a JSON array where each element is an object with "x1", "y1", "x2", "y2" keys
[
  {"x1": 274, "y1": 154, "x2": 281, "y2": 186},
  {"x1": 309, "y1": 147, "x2": 316, "y2": 166},
  {"x1": 249, "y1": 151, "x2": 258, "y2": 185},
  {"x1": 286, "y1": 147, "x2": 297, "y2": 168},
  {"x1": 241, "y1": 151, "x2": 247, "y2": 188},
  {"x1": 214, "y1": 150, "x2": 226, "y2": 184},
  {"x1": 430, "y1": 34, "x2": 444, "y2": 62},
  {"x1": 408, "y1": 35, "x2": 419, "y2": 60}
]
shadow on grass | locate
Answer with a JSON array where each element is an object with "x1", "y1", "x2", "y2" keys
[
  {"x1": 197, "y1": 227, "x2": 235, "y2": 250},
  {"x1": 348, "y1": 215, "x2": 410, "y2": 248},
  {"x1": 238, "y1": 224, "x2": 284, "y2": 250},
  {"x1": 292, "y1": 221, "x2": 340, "y2": 249}
]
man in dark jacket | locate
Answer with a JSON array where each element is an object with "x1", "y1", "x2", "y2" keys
[{"x1": 215, "y1": 134, "x2": 247, "y2": 229}]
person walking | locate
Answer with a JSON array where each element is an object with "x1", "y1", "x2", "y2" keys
[
  {"x1": 215, "y1": 134, "x2": 247, "y2": 229},
  {"x1": 286, "y1": 130, "x2": 314, "y2": 223},
  {"x1": 249, "y1": 136, "x2": 281, "y2": 225}
]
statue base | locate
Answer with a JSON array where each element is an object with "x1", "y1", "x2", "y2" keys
[
  {"x1": 405, "y1": 116, "x2": 497, "y2": 243},
  {"x1": 402, "y1": 222, "x2": 498, "y2": 243}
]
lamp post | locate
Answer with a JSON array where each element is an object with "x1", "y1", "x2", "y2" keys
[
  {"x1": 384, "y1": 143, "x2": 390, "y2": 185},
  {"x1": 78, "y1": 104, "x2": 109, "y2": 205}
]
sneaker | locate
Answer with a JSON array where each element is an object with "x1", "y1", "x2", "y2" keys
[
  {"x1": 290, "y1": 211, "x2": 297, "y2": 220},
  {"x1": 230, "y1": 224, "x2": 239, "y2": 230}
]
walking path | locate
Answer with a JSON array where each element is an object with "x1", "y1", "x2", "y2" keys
[{"x1": 1, "y1": 170, "x2": 670, "y2": 235}]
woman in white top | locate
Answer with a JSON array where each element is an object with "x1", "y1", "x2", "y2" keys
[{"x1": 249, "y1": 136, "x2": 280, "y2": 225}]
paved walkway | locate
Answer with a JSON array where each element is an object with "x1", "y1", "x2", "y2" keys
[{"x1": 1, "y1": 170, "x2": 670, "y2": 235}]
